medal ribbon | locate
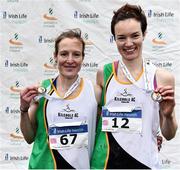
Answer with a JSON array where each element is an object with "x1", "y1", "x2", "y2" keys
[
  {"x1": 118, "y1": 59, "x2": 152, "y2": 93},
  {"x1": 63, "y1": 76, "x2": 81, "y2": 99},
  {"x1": 34, "y1": 76, "x2": 81, "y2": 101}
]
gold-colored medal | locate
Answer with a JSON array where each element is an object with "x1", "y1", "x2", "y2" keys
[{"x1": 37, "y1": 86, "x2": 46, "y2": 94}]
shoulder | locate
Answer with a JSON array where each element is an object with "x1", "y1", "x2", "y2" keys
[
  {"x1": 82, "y1": 78, "x2": 102, "y2": 104},
  {"x1": 96, "y1": 62, "x2": 114, "y2": 87},
  {"x1": 96, "y1": 67, "x2": 104, "y2": 78},
  {"x1": 156, "y1": 68, "x2": 175, "y2": 87},
  {"x1": 82, "y1": 78, "x2": 95, "y2": 92},
  {"x1": 97, "y1": 62, "x2": 113, "y2": 74},
  {"x1": 96, "y1": 67, "x2": 104, "y2": 87}
]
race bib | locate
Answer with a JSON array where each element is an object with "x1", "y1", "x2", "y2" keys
[
  {"x1": 102, "y1": 106, "x2": 142, "y2": 133},
  {"x1": 48, "y1": 121, "x2": 88, "y2": 149}
]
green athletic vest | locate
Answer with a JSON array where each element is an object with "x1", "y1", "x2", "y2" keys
[
  {"x1": 29, "y1": 79, "x2": 56, "y2": 169},
  {"x1": 91, "y1": 62, "x2": 117, "y2": 169}
]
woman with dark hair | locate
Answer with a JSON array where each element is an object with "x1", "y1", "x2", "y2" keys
[{"x1": 91, "y1": 4, "x2": 177, "y2": 169}]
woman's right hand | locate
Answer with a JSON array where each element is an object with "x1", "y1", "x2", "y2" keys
[{"x1": 20, "y1": 86, "x2": 38, "y2": 111}]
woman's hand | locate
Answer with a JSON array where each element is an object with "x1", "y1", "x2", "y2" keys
[
  {"x1": 155, "y1": 86, "x2": 175, "y2": 118},
  {"x1": 20, "y1": 86, "x2": 38, "y2": 111}
]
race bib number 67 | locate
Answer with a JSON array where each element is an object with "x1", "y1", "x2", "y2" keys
[{"x1": 48, "y1": 123, "x2": 88, "y2": 149}]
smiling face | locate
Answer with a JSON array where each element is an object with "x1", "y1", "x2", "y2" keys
[
  {"x1": 115, "y1": 18, "x2": 145, "y2": 61},
  {"x1": 54, "y1": 38, "x2": 83, "y2": 79}
]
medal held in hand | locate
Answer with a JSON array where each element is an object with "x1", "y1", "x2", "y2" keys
[
  {"x1": 34, "y1": 86, "x2": 49, "y2": 101},
  {"x1": 37, "y1": 86, "x2": 46, "y2": 94},
  {"x1": 151, "y1": 91, "x2": 163, "y2": 102}
]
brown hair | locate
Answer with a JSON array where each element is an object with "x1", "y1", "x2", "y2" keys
[
  {"x1": 54, "y1": 28, "x2": 85, "y2": 58},
  {"x1": 111, "y1": 4, "x2": 147, "y2": 38}
]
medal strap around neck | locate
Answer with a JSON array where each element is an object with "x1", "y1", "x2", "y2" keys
[
  {"x1": 63, "y1": 76, "x2": 81, "y2": 99},
  {"x1": 34, "y1": 76, "x2": 81, "y2": 101},
  {"x1": 118, "y1": 59, "x2": 152, "y2": 93}
]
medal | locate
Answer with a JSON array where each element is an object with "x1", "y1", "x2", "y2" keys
[
  {"x1": 35, "y1": 76, "x2": 81, "y2": 101},
  {"x1": 37, "y1": 86, "x2": 46, "y2": 94},
  {"x1": 151, "y1": 91, "x2": 163, "y2": 102}
]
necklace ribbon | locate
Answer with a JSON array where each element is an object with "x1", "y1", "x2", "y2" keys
[
  {"x1": 118, "y1": 59, "x2": 152, "y2": 93},
  {"x1": 34, "y1": 76, "x2": 81, "y2": 101}
]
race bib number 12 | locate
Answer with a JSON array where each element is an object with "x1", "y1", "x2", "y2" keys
[{"x1": 102, "y1": 106, "x2": 142, "y2": 133}]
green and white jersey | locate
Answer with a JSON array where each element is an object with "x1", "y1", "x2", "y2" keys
[
  {"x1": 29, "y1": 77, "x2": 97, "y2": 169},
  {"x1": 91, "y1": 61, "x2": 160, "y2": 169}
]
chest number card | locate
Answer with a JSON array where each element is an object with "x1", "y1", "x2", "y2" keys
[
  {"x1": 102, "y1": 106, "x2": 142, "y2": 133},
  {"x1": 48, "y1": 123, "x2": 88, "y2": 149}
]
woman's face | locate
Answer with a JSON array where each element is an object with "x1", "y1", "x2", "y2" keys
[
  {"x1": 54, "y1": 38, "x2": 84, "y2": 79},
  {"x1": 114, "y1": 18, "x2": 145, "y2": 61}
]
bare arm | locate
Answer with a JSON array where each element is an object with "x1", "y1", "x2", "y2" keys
[
  {"x1": 20, "y1": 86, "x2": 38, "y2": 144},
  {"x1": 91, "y1": 68, "x2": 104, "y2": 126},
  {"x1": 96, "y1": 67, "x2": 104, "y2": 115},
  {"x1": 93, "y1": 68, "x2": 104, "y2": 110},
  {"x1": 94, "y1": 84, "x2": 102, "y2": 105},
  {"x1": 156, "y1": 68, "x2": 178, "y2": 140},
  {"x1": 96, "y1": 67, "x2": 104, "y2": 88}
]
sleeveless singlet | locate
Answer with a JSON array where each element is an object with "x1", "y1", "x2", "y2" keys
[
  {"x1": 29, "y1": 77, "x2": 97, "y2": 169},
  {"x1": 91, "y1": 61, "x2": 160, "y2": 169}
]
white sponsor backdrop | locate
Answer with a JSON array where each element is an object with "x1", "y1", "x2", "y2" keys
[{"x1": 0, "y1": 0, "x2": 180, "y2": 169}]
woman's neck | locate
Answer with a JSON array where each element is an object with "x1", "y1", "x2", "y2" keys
[
  {"x1": 118, "y1": 57, "x2": 143, "y2": 81},
  {"x1": 122, "y1": 57, "x2": 143, "y2": 75},
  {"x1": 57, "y1": 74, "x2": 79, "y2": 91},
  {"x1": 122, "y1": 58, "x2": 143, "y2": 72}
]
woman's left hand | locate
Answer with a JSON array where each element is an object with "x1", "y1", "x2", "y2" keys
[{"x1": 155, "y1": 86, "x2": 175, "y2": 118}]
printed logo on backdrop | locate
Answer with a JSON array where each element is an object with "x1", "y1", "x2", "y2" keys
[
  {"x1": 43, "y1": 57, "x2": 58, "y2": 76},
  {"x1": 81, "y1": 32, "x2": 98, "y2": 72},
  {"x1": 83, "y1": 32, "x2": 93, "y2": 46},
  {"x1": 83, "y1": 32, "x2": 93, "y2": 54},
  {"x1": 149, "y1": 59, "x2": 173, "y2": 71},
  {"x1": 82, "y1": 61, "x2": 98, "y2": 72},
  {"x1": 146, "y1": 9, "x2": 175, "y2": 23},
  {"x1": 2, "y1": 10, "x2": 27, "y2": 24},
  {"x1": 9, "y1": 80, "x2": 23, "y2": 99},
  {"x1": 108, "y1": 34, "x2": 118, "y2": 56},
  {"x1": 160, "y1": 158, "x2": 172, "y2": 169},
  {"x1": 4, "y1": 59, "x2": 29, "y2": 72},
  {"x1": 152, "y1": 32, "x2": 167, "y2": 51},
  {"x1": 38, "y1": 35, "x2": 55, "y2": 48},
  {"x1": 110, "y1": 35, "x2": 115, "y2": 44},
  {"x1": 43, "y1": 7, "x2": 58, "y2": 28},
  {"x1": 5, "y1": 106, "x2": 20, "y2": 119},
  {"x1": 9, "y1": 33, "x2": 23, "y2": 52},
  {"x1": 6, "y1": 0, "x2": 19, "y2": 2},
  {"x1": 10, "y1": 127, "x2": 23, "y2": 139},
  {"x1": 4, "y1": 153, "x2": 28, "y2": 161},
  {"x1": 73, "y1": 10, "x2": 99, "y2": 24},
  {"x1": 10, "y1": 127, "x2": 24, "y2": 145}
]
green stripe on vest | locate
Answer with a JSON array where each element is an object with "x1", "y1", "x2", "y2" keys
[
  {"x1": 29, "y1": 79, "x2": 56, "y2": 169},
  {"x1": 91, "y1": 63, "x2": 114, "y2": 169}
]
